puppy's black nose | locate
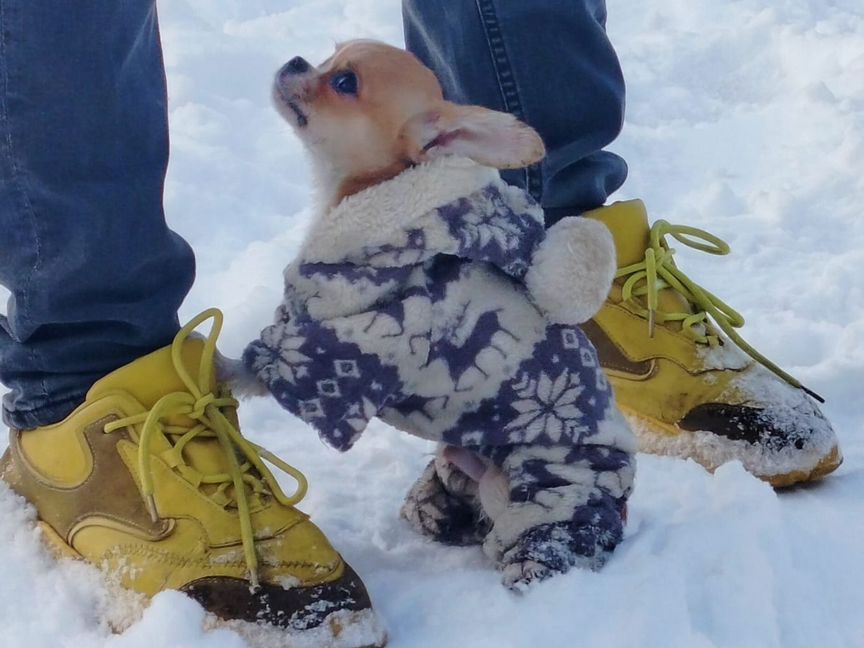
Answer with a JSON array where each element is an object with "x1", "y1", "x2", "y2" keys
[{"x1": 282, "y1": 56, "x2": 310, "y2": 76}]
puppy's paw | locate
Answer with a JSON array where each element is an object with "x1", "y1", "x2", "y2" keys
[
  {"x1": 216, "y1": 352, "x2": 270, "y2": 399},
  {"x1": 501, "y1": 559, "x2": 551, "y2": 592},
  {"x1": 498, "y1": 522, "x2": 609, "y2": 590},
  {"x1": 401, "y1": 460, "x2": 487, "y2": 546}
]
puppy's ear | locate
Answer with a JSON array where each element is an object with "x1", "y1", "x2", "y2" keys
[{"x1": 400, "y1": 102, "x2": 545, "y2": 169}]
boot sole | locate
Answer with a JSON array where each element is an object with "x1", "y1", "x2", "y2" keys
[
  {"x1": 767, "y1": 445, "x2": 842, "y2": 488},
  {"x1": 217, "y1": 608, "x2": 387, "y2": 648},
  {"x1": 34, "y1": 521, "x2": 387, "y2": 647},
  {"x1": 620, "y1": 405, "x2": 843, "y2": 488}
]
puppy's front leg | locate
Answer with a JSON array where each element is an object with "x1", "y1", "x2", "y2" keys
[
  {"x1": 480, "y1": 441, "x2": 634, "y2": 590},
  {"x1": 216, "y1": 351, "x2": 270, "y2": 398}
]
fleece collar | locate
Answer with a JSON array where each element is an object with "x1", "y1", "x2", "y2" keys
[{"x1": 299, "y1": 157, "x2": 499, "y2": 264}]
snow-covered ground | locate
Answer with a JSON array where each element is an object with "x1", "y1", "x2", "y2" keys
[{"x1": 1, "y1": 0, "x2": 863, "y2": 646}]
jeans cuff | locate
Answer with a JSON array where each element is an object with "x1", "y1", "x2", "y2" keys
[{"x1": 2, "y1": 392, "x2": 87, "y2": 430}]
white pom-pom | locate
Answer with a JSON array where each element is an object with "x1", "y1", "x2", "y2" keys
[{"x1": 524, "y1": 217, "x2": 616, "y2": 324}]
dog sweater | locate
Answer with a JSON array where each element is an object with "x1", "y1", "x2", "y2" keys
[
  {"x1": 244, "y1": 157, "x2": 632, "y2": 455},
  {"x1": 244, "y1": 157, "x2": 636, "y2": 567}
]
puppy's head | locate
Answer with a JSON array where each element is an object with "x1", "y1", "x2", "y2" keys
[{"x1": 274, "y1": 40, "x2": 545, "y2": 205}]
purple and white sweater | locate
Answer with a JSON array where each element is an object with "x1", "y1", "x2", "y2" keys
[{"x1": 245, "y1": 157, "x2": 636, "y2": 566}]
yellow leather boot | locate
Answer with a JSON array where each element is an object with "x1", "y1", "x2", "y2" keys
[
  {"x1": 0, "y1": 309, "x2": 385, "y2": 645},
  {"x1": 582, "y1": 201, "x2": 841, "y2": 487}
]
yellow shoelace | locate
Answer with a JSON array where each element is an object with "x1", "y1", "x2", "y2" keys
[
  {"x1": 104, "y1": 309, "x2": 308, "y2": 587},
  {"x1": 617, "y1": 220, "x2": 823, "y2": 403}
]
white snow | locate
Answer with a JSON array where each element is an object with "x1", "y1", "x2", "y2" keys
[{"x1": 1, "y1": 0, "x2": 863, "y2": 646}]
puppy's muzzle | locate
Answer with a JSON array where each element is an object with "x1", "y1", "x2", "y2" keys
[{"x1": 274, "y1": 56, "x2": 311, "y2": 127}]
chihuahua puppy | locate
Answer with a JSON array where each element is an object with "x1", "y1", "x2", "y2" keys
[{"x1": 244, "y1": 41, "x2": 636, "y2": 589}]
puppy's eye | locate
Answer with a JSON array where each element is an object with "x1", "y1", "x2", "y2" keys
[{"x1": 331, "y1": 71, "x2": 358, "y2": 96}]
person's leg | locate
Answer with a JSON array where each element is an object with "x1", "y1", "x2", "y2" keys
[
  {"x1": 0, "y1": 6, "x2": 384, "y2": 634},
  {"x1": 0, "y1": 0, "x2": 195, "y2": 429},
  {"x1": 403, "y1": 0, "x2": 627, "y2": 218}
]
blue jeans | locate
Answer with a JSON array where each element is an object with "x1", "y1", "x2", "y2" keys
[
  {"x1": 0, "y1": 0, "x2": 625, "y2": 429},
  {"x1": 0, "y1": 1, "x2": 195, "y2": 428},
  {"x1": 403, "y1": 0, "x2": 627, "y2": 215}
]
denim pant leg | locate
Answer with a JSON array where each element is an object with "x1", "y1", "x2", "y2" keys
[
  {"x1": 403, "y1": 0, "x2": 628, "y2": 219},
  {"x1": 0, "y1": 1, "x2": 195, "y2": 429}
]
